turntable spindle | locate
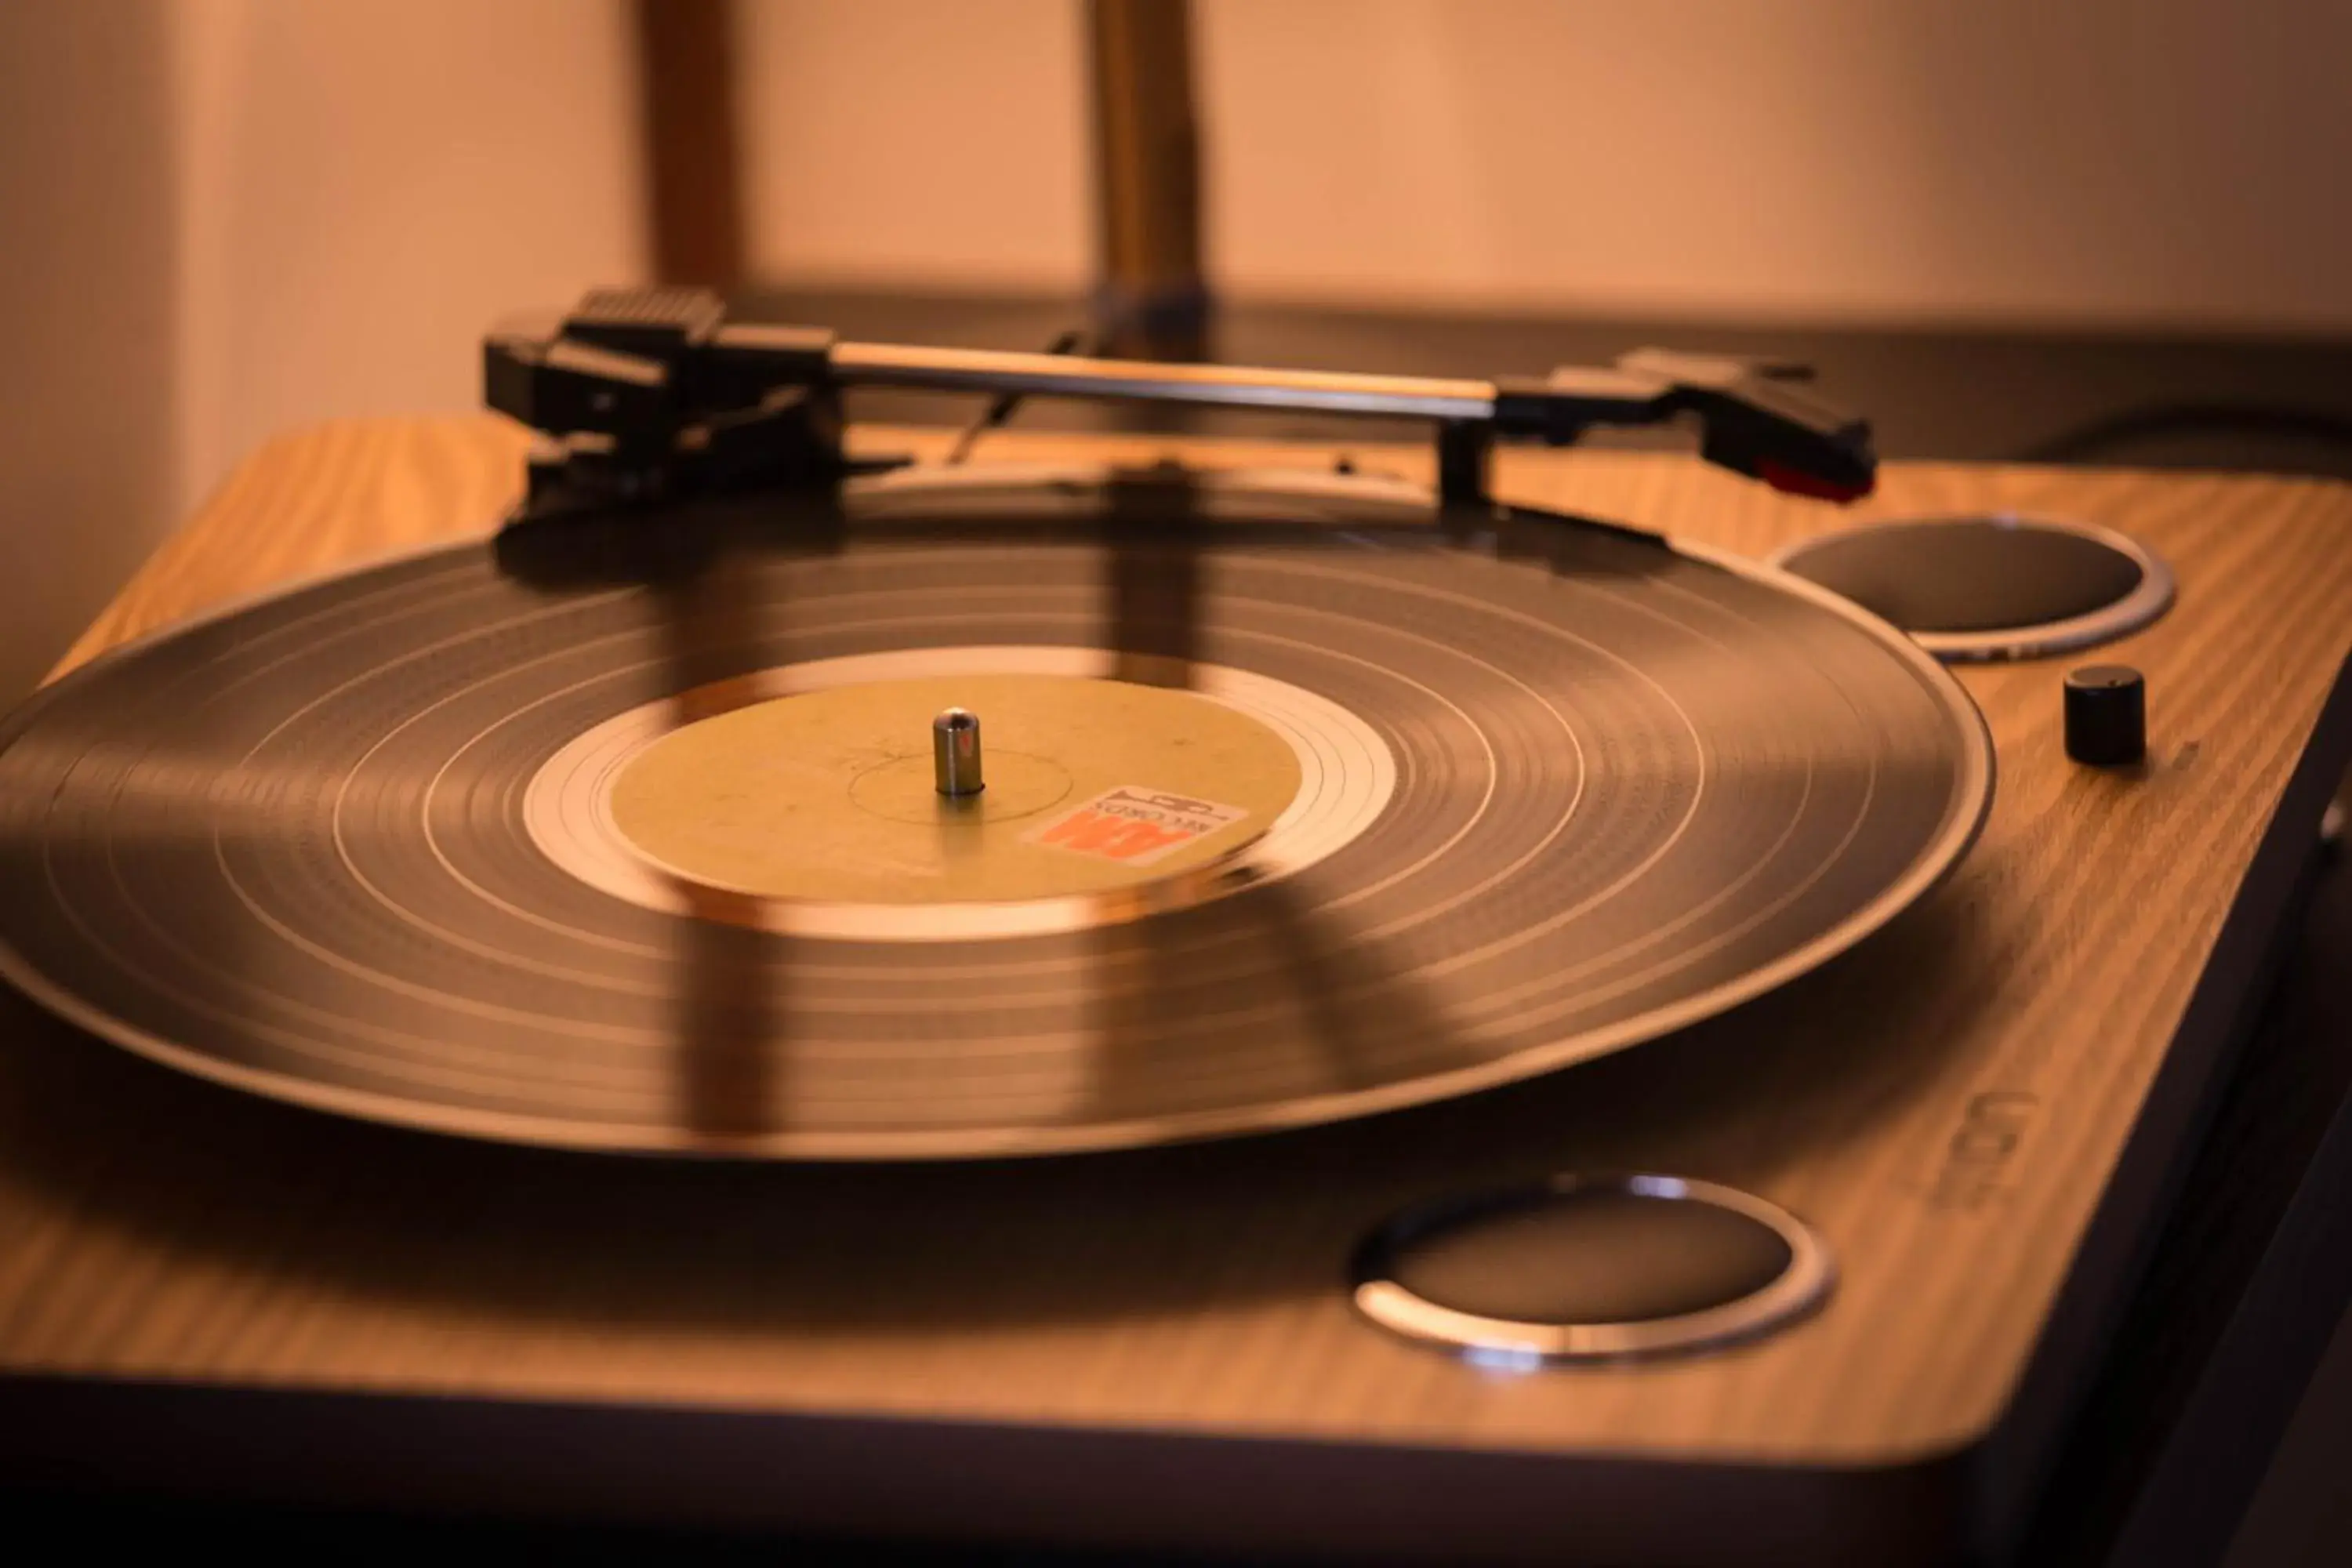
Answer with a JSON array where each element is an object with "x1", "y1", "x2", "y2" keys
[{"x1": 933, "y1": 707, "x2": 984, "y2": 797}]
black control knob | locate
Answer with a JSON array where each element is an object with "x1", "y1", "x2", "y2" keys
[{"x1": 2065, "y1": 665, "x2": 2147, "y2": 766}]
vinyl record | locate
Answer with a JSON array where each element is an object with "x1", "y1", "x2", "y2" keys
[{"x1": 0, "y1": 466, "x2": 1991, "y2": 1157}]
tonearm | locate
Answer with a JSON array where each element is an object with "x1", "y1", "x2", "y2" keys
[{"x1": 486, "y1": 287, "x2": 1876, "y2": 520}]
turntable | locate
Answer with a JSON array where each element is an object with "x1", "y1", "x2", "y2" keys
[{"x1": 1, "y1": 289, "x2": 2347, "y2": 1564}]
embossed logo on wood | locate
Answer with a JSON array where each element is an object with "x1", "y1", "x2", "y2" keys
[{"x1": 1915, "y1": 1091, "x2": 2043, "y2": 1210}]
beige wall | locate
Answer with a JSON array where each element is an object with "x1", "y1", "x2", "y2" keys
[
  {"x1": 739, "y1": 0, "x2": 1090, "y2": 292},
  {"x1": 0, "y1": 2, "x2": 183, "y2": 702},
  {"x1": 740, "y1": 0, "x2": 2352, "y2": 334},
  {"x1": 169, "y1": 0, "x2": 646, "y2": 521},
  {"x1": 0, "y1": 0, "x2": 646, "y2": 699}
]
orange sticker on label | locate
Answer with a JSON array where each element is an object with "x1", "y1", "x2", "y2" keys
[{"x1": 1024, "y1": 786, "x2": 1250, "y2": 866}]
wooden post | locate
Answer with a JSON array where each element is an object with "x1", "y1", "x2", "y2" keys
[
  {"x1": 633, "y1": 0, "x2": 745, "y2": 291},
  {"x1": 1085, "y1": 0, "x2": 1210, "y2": 361}
]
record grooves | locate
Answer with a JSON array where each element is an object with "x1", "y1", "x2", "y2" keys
[{"x1": 0, "y1": 472, "x2": 1991, "y2": 1158}]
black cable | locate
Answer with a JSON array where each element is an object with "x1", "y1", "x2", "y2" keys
[{"x1": 945, "y1": 329, "x2": 1089, "y2": 464}]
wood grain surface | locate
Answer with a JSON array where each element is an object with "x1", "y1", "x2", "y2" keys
[{"x1": 6, "y1": 416, "x2": 2352, "y2": 1558}]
